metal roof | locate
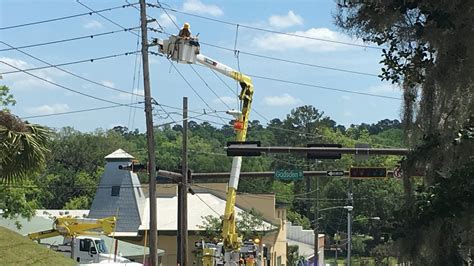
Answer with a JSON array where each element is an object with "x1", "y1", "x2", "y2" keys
[
  {"x1": 139, "y1": 193, "x2": 276, "y2": 231},
  {"x1": 104, "y1": 149, "x2": 135, "y2": 160}
]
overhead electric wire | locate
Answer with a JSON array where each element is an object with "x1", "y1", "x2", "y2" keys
[
  {"x1": 249, "y1": 74, "x2": 401, "y2": 100},
  {"x1": 0, "y1": 60, "x2": 125, "y2": 105},
  {"x1": 76, "y1": 0, "x2": 140, "y2": 37},
  {"x1": 200, "y1": 41, "x2": 379, "y2": 78},
  {"x1": 151, "y1": 2, "x2": 383, "y2": 50},
  {"x1": 77, "y1": 1, "x2": 217, "y2": 125},
  {"x1": 128, "y1": 31, "x2": 142, "y2": 129},
  {"x1": 0, "y1": 41, "x2": 146, "y2": 98},
  {"x1": 21, "y1": 102, "x2": 143, "y2": 119},
  {"x1": 0, "y1": 2, "x2": 139, "y2": 31},
  {"x1": 189, "y1": 65, "x2": 232, "y2": 110},
  {"x1": 0, "y1": 50, "x2": 141, "y2": 75},
  {"x1": 145, "y1": 4, "x2": 231, "y2": 124},
  {"x1": 0, "y1": 27, "x2": 140, "y2": 52}
]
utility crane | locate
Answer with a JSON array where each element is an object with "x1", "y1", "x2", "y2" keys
[
  {"x1": 27, "y1": 215, "x2": 139, "y2": 265},
  {"x1": 157, "y1": 31, "x2": 256, "y2": 265}
]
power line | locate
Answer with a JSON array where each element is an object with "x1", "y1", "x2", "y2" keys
[
  {"x1": 199, "y1": 41, "x2": 379, "y2": 78},
  {"x1": 76, "y1": 0, "x2": 190, "y2": 127},
  {"x1": 151, "y1": 3, "x2": 383, "y2": 50},
  {"x1": 0, "y1": 41, "x2": 145, "y2": 98},
  {"x1": 0, "y1": 27, "x2": 140, "y2": 52},
  {"x1": 20, "y1": 102, "x2": 143, "y2": 119},
  {"x1": 0, "y1": 2, "x2": 139, "y2": 30},
  {"x1": 0, "y1": 51, "x2": 140, "y2": 75},
  {"x1": 0, "y1": 60, "x2": 124, "y2": 105},
  {"x1": 249, "y1": 74, "x2": 401, "y2": 100},
  {"x1": 189, "y1": 65, "x2": 232, "y2": 110},
  {"x1": 76, "y1": 0, "x2": 140, "y2": 37}
]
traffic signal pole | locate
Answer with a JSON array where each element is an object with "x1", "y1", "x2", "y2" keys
[{"x1": 225, "y1": 146, "x2": 409, "y2": 156}]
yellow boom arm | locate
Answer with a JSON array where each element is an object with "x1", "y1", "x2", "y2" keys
[
  {"x1": 28, "y1": 216, "x2": 116, "y2": 241},
  {"x1": 196, "y1": 54, "x2": 254, "y2": 251}
]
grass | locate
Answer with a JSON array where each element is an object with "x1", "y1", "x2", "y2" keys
[
  {"x1": 325, "y1": 257, "x2": 398, "y2": 266},
  {"x1": 0, "y1": 226, "x2": 75, "y2": 266}
]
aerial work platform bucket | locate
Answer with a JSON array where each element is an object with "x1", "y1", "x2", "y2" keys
[{"x1": 160, "y1": 35, "x2": 199, "y2": 64}]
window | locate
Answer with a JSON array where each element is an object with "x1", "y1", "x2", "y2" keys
[
  {"x1": 94, "y1": 240, "x2": 109, "y2": 254},
  {"x1": 79, "y1": 239, "x2": 92, "y2": 252},
  {"x1": 111, "y1": 186, "x2": 120, "y2": 196}
]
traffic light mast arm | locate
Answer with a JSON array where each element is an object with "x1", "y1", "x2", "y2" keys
[{"x1": 196, "y1": 53, "x2": 254, "y2": 251}]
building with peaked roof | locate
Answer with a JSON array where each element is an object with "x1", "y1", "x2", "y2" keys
[
  {"x1": 88, "y1": 149, "x2": 288, "y2": 265},
  {"x1": 88, "y1": 149, "x2": 146, "y2": 235}
]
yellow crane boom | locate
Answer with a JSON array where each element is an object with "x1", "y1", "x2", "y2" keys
[{"x1": 28, "y1": 215, "x2": 116, "y2": 241}]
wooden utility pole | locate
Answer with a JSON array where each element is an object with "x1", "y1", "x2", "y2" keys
[
  {"x1": 314, "y1": 175, "x2": 319, "y2": 266},
  {"x1": 139, "y1": 0, "x2": 158, "y2": 264},
  {"x1": 178, "y1": 97, "x2": 189, "y2": 265}
]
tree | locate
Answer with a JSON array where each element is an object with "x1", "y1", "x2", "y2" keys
[
  {"x1": 0, "y1": 85, "x2": 16, "y2": 110},
  {"x1": 0, "y1": 112, "x2": 50, "y2": 183},
  {"x1": 197, "y1": 209, "x2": 272, "y2": 243},
  {"x1": 0, "y1": 86, "x2": 50, "y2": 226},
  {"x1": 335, "y1": 1, "x2": 474, "y2": 263}
]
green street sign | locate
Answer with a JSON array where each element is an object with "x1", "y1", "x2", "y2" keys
[{"x1": 274, "y1": 169, "x2": 304, "y2": 181}]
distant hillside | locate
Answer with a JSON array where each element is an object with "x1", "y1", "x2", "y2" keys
[{"x1": 0, "y1": 226, "x2": 75, "y2": 265}]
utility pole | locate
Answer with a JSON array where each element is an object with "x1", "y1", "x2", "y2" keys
[
  {"x1": 139, "y1": 0, "x2": 158, "y2": 265},
  {"x1": 314, "y1": 174, "x2": 319, "y2": 266},
  {"x1": 178, "y1": 97, "x2": 189, "y2": 266},
  {"x1": 347, "y1": 179, "x2": 354, "y2": 266}
]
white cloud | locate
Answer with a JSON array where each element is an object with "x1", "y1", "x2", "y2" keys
[
  {"x1": 269, "y1": 11, "x2": 303, "y2": 29},
  {"x1": 342, "y1": 95, "x2": 351, "y2": 101},
  {"x1": 263, "y1": 93, "x2": 302, "y2": 106},
  {"x1": 252, "y1": 27, "x2": 364, "y2": 52},
  {"x1": 25, "y1": 104, "x2": 69, "y2": 115},
  {"x1": 182, "y1": 0, "x2": 223, "y2": 16},
  {"x1": 213, "y1": 96, "x2": 236, "y2": 105},
  {"x1": 343, "y1": 111, "x2": 353, "y2": 116},
  {"x1": 101, "y1": 80, "x2": 115, "y2": 88},
  {"x1": 150, "y1": 13, "x2": 178, "y2": 30},
  {"x1": 0, "y1": 57, "x2": 57, "y2": 90},
  {"x1": 118, "y1": 88, "x2": 144, "y2": 100},
  {"x1": 83, "y1": 20, "x2": 103, "y2": 29}
]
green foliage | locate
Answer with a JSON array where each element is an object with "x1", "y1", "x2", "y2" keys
[
  {"x1": 198, "y1": 209, "x2": 271, "y2": 243},
  {"x1": 286, "y1": 209, "x2": 311, "y2": 230},
  {"x1": 0, "y1": 85, "x2": 16, "y2": 110},
  {"x1": 64, "y1": 195, "x2": 92, "y2": 210},
  {"x1": 0, "y1": 179, "x2": 40, "y2": 229},
  {"x1": 0, "y1": 111, "x2": 51, "y2": 183}
]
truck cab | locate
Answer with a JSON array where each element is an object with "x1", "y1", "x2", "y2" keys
[{"x1": 51, "y1": 236, "x2": 140, "y2": 265}]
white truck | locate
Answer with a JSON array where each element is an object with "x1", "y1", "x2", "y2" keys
[
  {"x1": 45, "y1": 235, "x2": 141, "y2": 265},
  {"x1": 28, "y1": 215, "x2": 142, "y2": 265}
]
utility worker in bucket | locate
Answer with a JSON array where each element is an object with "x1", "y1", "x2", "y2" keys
[
  {"x1": 178, "y1": 22, "x2": 192, "y2": 38},
  {"x1": 178, "y1": 22, "x2": 200, "y2": 54}
]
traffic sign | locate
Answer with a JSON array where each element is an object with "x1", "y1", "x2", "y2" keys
[
  {"x1": 393, "y1": 166, "x2": 402, "y2": 178},
  {"x1": 350, "y1": 167, "x2": 387, "y2": 178},
  {"x1": 326, "y1": 170, "x2": 344, "y2": 177},
  {"x1": 274, "y1": 170, "x2": 304, "y2": 181}
]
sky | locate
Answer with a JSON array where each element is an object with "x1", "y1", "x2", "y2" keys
[{"x1": 0, "y1": 0, "x2": 402, "y2": 132}]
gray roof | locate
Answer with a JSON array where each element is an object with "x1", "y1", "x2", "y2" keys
[{"x1": 89, "y1": 149, "x2": 145, "y2": 233}]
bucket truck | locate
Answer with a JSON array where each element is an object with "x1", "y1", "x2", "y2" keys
[
  {"x1": 27, "y1": 215, "x2": 141, "y2": 265},
  {"x1": 157, "y1": 34, "x2": 257, "y2": 265}
]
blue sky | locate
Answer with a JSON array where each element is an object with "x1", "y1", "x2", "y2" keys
[{"x1": 0, "y1": 0, "x2": 402, "y2": 132}]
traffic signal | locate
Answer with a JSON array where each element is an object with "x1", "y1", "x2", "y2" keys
[
  {"x1": 226, "y1": 141, "x2": 261, "y2": 156},
  {"x1": 118, "y1": 161, "x2": 157, "y2": 173},
  {"x1": 307, "y1": 143, "x2": 342, "y2": 159},
  {"x1": 349, "y1": 167, "x2": 387, "y2": 178}
]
